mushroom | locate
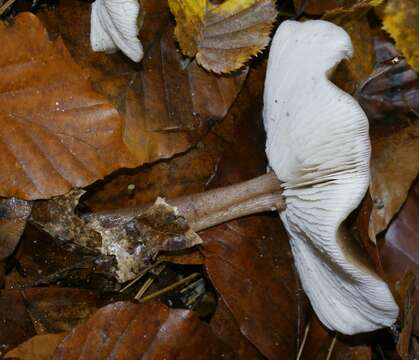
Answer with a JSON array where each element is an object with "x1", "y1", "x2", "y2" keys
[
  {"x1": 263, "y1": 20, "x2": 398, "y2": 334},
  {"x1": 83, "y1": 20, "x2": 398, "y2": 334},
  {"x1": 90, "y1": 0, "x2": 143, "y2": 62}
]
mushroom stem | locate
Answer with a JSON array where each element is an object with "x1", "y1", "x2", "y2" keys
[{"x1": 83, "y1": 172, "x2": 284, "y2": 231}]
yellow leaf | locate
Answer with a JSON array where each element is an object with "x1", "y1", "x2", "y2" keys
[
  {"x1": 169, "y1": 0, "x2": 277, "y2": 74},
  {"x1": 323, "y1": 1, "x2": 383, "y2": 93},
  {"x1": 378, "y1": 0, "x2": 419, "y2": 72}
]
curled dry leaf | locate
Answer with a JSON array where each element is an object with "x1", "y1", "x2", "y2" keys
[
  {"x1": 0, "y1": 198, "x2": 32, "y2": 260},
  {"x1": 169, "y1": 0, "x2": 277, "y2": 73},
  {"x1": 0, "y1": 13, "x2": 136, "y2": 200},
  {"x1": 32, "y1": 192, "x2": 201, "y2": 283},
  {"x1": 38, "y1": 0, "x2": 247, "y2": 164},
  {"x1": 88, "y1": 197, "x2": 202, "y2": 282},
  {"x1": 356, "y1": 35, "x2": 419, "y2": 241},
  {"x1": 54, "y1": 301, "x2": 236, "y2": 359},
  {"x1": 4, "y1": 333, "x2": 67, "y2": 360},
  {"x1": 0, "y1": 288, "x2": 99, "y2": 355},
  {"x1": 378, "y1": 0, "x2": 419, "y2": 72}
]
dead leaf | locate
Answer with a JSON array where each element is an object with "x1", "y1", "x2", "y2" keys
[
  {"x1": 378, "y1": 0, "x2": 419, "y2": 72},
  {"x1": 31, "y1": 190, "x2": 102, "y2": 249},
  {"x1": 356, "y1": 35, "x2": 419, "y2": 241},
  {"x1": 54, "y1": 301, "x2": 236, "y2": 359},
  {"x1": 32, "y1": 192, "x2": 201, "y2": 283},
  {"x1": 0, "y1": 288, "x2": 99, "y2": 355},
  {"x1": 5, "y1": 333, "x2": 67, "y2": 360},
  {"x1": 88, "y1": 197, "x2": 202, "y2": 282},
  {"x1": 211, "y1": 298, "x2": 264, "y2": 359},
  {"x1": 395, "y1": 272, "x2": 416, "y2": 359},
  {"x1": 201, "y1": 217, "x2": 298, "y2": 359},
  {"x1": 6, "y1": 227, "x2": 118, "y2": 292},
  {"x1": 169, "y1": 0, "x2": 277, "y2": 73},
  {"x1": 323, "y1": 1, "x2": 382, "y2": 93},
  {"x1": 381, "y1": 180, "x2": 419, "y2": 335},
  {"x1": 38, "y1": 0, "x2": 247, "y2": 164},
  {"x1": 0, "y1": 198, "x2": 32, "y2": 260},
  {"x1": 0, "y1": 13, "x2": 136, "y2": 200},
  {"x1": 293, "y1": 0, "x2": 358, "y2": 15},
  {"x1": 299, "y1": 315, "x2": 373, "y2": 360}
]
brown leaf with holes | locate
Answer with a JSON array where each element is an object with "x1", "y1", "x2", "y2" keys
[
  {"x1": 0, "y1": 13, "x2": 136, "y2": 200},
  {"x1": 38, "y1": 0, "x2": 247, "y2": 164},
  {"x1": 169, "y1": 0, "x2": 277, "y2": 73},
  {"x1": 54, "y1": 301, "x2": 236, "y2": 360},
  {"x1": 0, "y1": 288, "x2": 99, "y2": 355},
  {"x1": 5, "y1": 333, "x2": 67, "y2": 360},
  {"x1": 356, "y1": 35, "x2": 419, "y2": 242},
  {"x1": 32, "y1": 190, "x2": 201, "y2": 283},
  {"x1": 0, "y1": 198, "x2": 32, "y2": 261}
]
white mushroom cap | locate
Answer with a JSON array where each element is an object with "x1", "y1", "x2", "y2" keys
[
  {"x1": 263, "y1": 20, "x2": 398, "y2": 334},
  {"x1": 90, "y1": 0, "x2": 143, "y2": 62}
]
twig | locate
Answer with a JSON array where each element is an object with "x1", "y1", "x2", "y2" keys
[
  {"x1": 296, "y1": 323, "x2": 310, "y2": 360},
  {"x1": 134, "y1": 263, "x2": 166, "y2": 300},
  {"x1": 326, "y1": 333, "x2": 337, "y2": 360},
  {"x1": 120, "y1": 261, "x2": 163, "y2": 292},
  {"x1": 0, "y1": 0, "x2": 17, "y2": 16},
  {"x1": 139, "y1": 273, "x2": 201, "y2": 303}
]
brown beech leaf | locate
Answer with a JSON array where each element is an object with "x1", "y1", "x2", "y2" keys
[
  {"x1": 0, "y1": 288, "x2": 99, "y2": 355},
  {"x1": 39, "y1": 0, "x2": 247, "y2": 164},
  {"x1": 169, "y1": 0, "x2": 277, "y2": 73},
  {"x1": 0, "y1": 198, "x2": 32, "y2": 260},
  {"x1": 201, "y1": 217, "x2": 298, "y2": 359},
  {"x1": 381, "y1": 180, "x2": 419, "y2": 335},
  {"x1": 54, "y1": 301, "x2": 236, "y2": 360},
  {"x1": 5, "y1": 333, "x2": 67, "y2": 360},
  {"x1": 299, "y1": 316, "x2": 372, "y2": 360},
  {"x1": 356, "y1": 35, "x2": 419, "y2": 242},
  {"x1": 210, "y1": 298, "x2": 264, "y2": 359},
  {"x1": 378, "y1": 0, "x2": 419, "y2": 72},
  {"x1": 0, "y1": 13, "x2": 136, "y2": 200}
]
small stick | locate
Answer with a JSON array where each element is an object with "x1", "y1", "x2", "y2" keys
[
  {"x1": 0, "y1": 0, "x2": 17, "y2": 16},
  {"x1": 139, "y1": 273, "x2": 201, "y2": 303},
  {"x1": 296, "y1": 323, "x2": 310, "y2": 360},
  {"x1": 134, "y1": 263, "x2": 166, "y2": 300},
  {"x1": 120, "y1": 261, "x2": 163, "y2": 292},
  {"x1": 326, "y1": 333, "x2": 337, "y2": 360}
]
